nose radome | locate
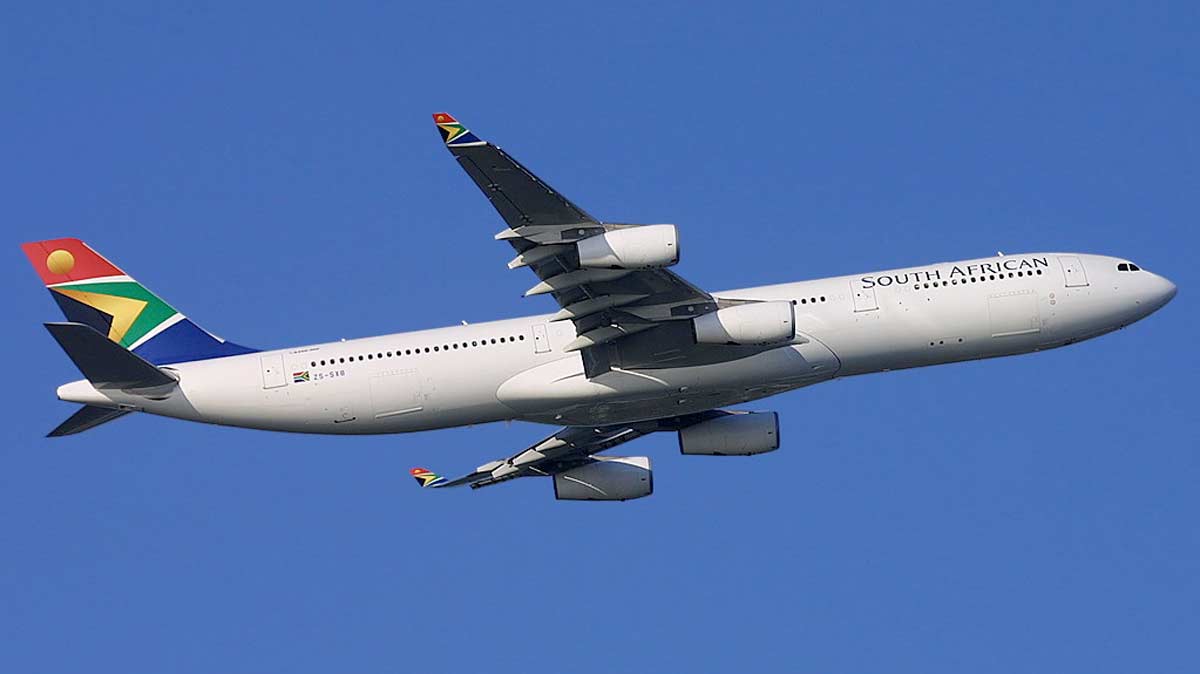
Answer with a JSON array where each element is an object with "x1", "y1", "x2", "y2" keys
[{"x1": 1150, "y1": 273, "x2": 1177, "y2": 307}]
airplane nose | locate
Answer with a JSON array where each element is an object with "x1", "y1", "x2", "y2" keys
[{"x1": 1148, "y1": 273, "x2": 1177, "y2": 308}]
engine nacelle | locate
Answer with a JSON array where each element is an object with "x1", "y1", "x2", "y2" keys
[
  {"x1": 553, "y1": 456, "x2": 653, "y2": 501},
  {"x1": 679, "y1": 412, "x2": 780, "y2": 456},
  {"x1": 576, "y1": 225, "x2": 679, "y2": 270},
  {"x1": 692, "y1": 301, "x2": 795, "y2": 346}
]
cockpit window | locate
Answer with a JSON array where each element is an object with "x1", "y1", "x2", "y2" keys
[
  {"x1": 1130, "y1": 263, "x2": 1141, "y2": 271},
  {"x1": 1117, "y1": 262, "x2": 1142, "y2": 272}
]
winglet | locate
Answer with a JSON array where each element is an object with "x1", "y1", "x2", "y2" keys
[
  {"x1": 410, "y1": 467, "x2": 448, "y2": 488},
  {"x1": 432, "y1": 112, "x2": 485, "y2": 148}
]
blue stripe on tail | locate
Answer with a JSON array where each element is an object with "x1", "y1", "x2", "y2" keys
[{"x1": 132, "y1": 319, "x2": 258, "y2": 365}]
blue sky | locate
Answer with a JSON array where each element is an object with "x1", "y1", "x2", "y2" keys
[{"x1": 2, "y1": 2, "x2": 1197, "y2": 672}]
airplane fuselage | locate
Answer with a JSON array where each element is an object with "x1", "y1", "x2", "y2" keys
[{"x1": 57, "y1": 252, "x2": 1176, "y2": 434}]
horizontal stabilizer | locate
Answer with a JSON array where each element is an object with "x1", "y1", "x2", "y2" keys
[
  {"x1": 45, "y1": 322, "x2": 178, "y2": 390},
  {"x1": 48, "y1": 405, "x2": 131, "y2": 437}
]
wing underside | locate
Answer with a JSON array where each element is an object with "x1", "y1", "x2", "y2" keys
[
  {"x1": 433, "y1": 113, "x2": 719, "y2": 376},
  {"x1": 410, "y1": 412, "x2": 726, "y2": 493}
]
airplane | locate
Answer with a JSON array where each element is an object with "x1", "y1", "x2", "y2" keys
[{"x1": 22, "y1": 112, "x2": 1177, "y2": 501}]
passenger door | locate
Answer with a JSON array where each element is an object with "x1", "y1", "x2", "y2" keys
[
  {"x1": 532, "y1": 323, "x2": 552, "y2": 354},
  {"x1": 260, "y1": 354, "x2": 287, "y2": 389},
  {"x1": 850, "y1": 279, "x2": 878, "y2": 312},
  {"x1": 1058, "y1": 256, "x2": 1089, "y2": 287}
]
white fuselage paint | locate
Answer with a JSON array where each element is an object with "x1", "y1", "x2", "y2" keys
[{"x1": 57, "y1": 253, "x2": 1176, "y2": 434}]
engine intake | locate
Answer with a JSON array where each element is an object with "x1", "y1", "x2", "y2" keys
[
  {"x1": 576, "y1": 225, "x2": 679, "y2": 270},
  {"x1": 679, "y1": 412, "x2": 780, "y2": 455},
  {"x1": 553, "y1": 456, "x2": 654, "y2": 501},
  {"x1": 693, "y1": 301, "x2": 795, "y2": 346}
]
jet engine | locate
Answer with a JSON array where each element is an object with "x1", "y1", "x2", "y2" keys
[
  {"x1": 679, "y1": 412, "x2": 780, "y2": 455},
  {"x1": 692, "y1": 301, "x2": 796, "y2": 346},
  {"x1": 576, "y1": 225, "x2": 679, "y2": 270},
  {"x1": 553, "y1": 456, "x2": 654, "y2": 501}
]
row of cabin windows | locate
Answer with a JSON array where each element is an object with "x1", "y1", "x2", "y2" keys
[
  {"x1": 914, "y1": 269, "x2": 1042, "y2": 290},
  {"x1": 310, "y1": 334, "x2": 526, "y2": 368},
  {"x1": 791, "y1": 296, "x2": 827, "y2": 305}
]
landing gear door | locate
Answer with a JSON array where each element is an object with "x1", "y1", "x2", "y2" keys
[
  {"x1": 260, "y1": 354, "x2": 287, "y2": 389},
  {"x1": 850, "y1": 279, "x2": 878, "y2": 312},
  {"x1": 1058, "y1": 256, "x2": 1089, "y2": 287}
]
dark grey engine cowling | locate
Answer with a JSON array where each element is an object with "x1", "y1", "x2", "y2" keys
[{"x1": 678, "y1": 412, "x2": 780, "y2": 456}]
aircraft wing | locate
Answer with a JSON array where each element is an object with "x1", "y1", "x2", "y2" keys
[
  {"x1": 433, "y1": 113, "x2": 718, "y2": 376},
  {"x1": 411, "y1": 424, "x2": 651, "y2": 490},
  {"x1": 409, "y1": 412, "x2": 728, "y2": 496}
]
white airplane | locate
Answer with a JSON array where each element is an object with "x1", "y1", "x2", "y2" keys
[{"x1": 24, "y1": 113, "x2": 1176, "y2": 501}]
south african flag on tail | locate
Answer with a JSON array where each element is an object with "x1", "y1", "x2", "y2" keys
[
  {"x1": 410, "y1": 467, "x2": 447, "y2": 488},
  {"x1": 20, "y1": 237, "x2": 257, "y2": 365}
]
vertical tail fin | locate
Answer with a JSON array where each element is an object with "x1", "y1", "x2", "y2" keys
[{"x1": 21, "y1": 238, "x2": 257, "y2": 365}]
